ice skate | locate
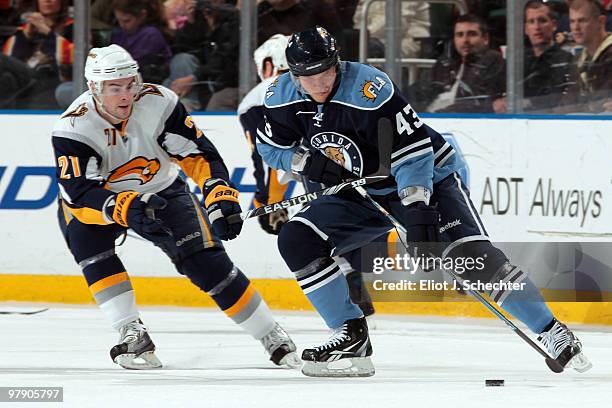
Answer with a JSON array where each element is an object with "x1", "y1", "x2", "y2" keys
[
  {"x1": 261, "y1": 323, "x2": 301, "y2": 368},
  {"x1": 301, "y1": 317, "x2": 374, "y2": 377},
  {"x1": 110, "y1": 319, "x2": 162, "y2": 370},
  {"x1": 538, "y1": 319, "x2": 592, "y2": 373}
]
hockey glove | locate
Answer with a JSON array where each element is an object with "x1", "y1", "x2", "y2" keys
[
  {"x1": 292, "y1": 147, "x2": 355, "y2": 186},
  {"x1": 402, "y1": 201, "x2": 441, "y2": 270},
  {"x1": 108, "y1": 192, "x2": 172, "y2": 242},
  {"x1": 258, "y1": 208, "x2": 289, "y2": 235},
  {"x1": 203, "y1": 178, "x2": 243, "y2": 240}
]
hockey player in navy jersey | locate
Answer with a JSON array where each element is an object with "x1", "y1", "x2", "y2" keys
[
  {"x1": 52, "y1": 44, "x2": 300, "y2": 370},
  {"x1": 239, "y1": 34, "x2": 378, "y2": 321},
  {"x1": 255, "y1": 27, "x2": 592, "y2": 377}
]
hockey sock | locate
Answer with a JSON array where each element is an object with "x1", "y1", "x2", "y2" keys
[
  {"x1": 489, "y1": 264, "x2": 554, "y2": 334},
  {"x1": 85, "y1": 259, "x2": 139, "y2": 330},
  {"x1": 297, "y1": 258, "x2": 363, "y2": 328},
  {"x1": 180, "y1": 249, "x2": 276, "y2": 339},
  {"x1": 278, "y1": 221, "x2": 363, "y2": 328},
  {"x1": 209, "y1": 266, "x2": 276, "y2": 340}
]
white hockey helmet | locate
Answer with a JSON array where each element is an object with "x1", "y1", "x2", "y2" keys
[
  {"x1": 254, "y1": 34, "x2": 290, "y2": 81},
  {"x1": 85, "y1": 44, "x2": 141, "y2": 95}
]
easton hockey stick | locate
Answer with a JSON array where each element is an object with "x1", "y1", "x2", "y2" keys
[
  {"x1": 354, "y1": 186, "x2": 565, "y2": 373},
  {"x1": 227, "y1": 117, "x2": 394, "y2": 223}
]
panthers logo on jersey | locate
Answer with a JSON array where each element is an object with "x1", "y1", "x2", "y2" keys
[
  {"x1": 107, "y1": 156, "x2": 161, "y2": 185},
  {"x1": 310, "y1": 132, "x2": 363, "y2": 176},
  {"x1": 359, "y1": 76, "x2": 387, "y2": 102}
]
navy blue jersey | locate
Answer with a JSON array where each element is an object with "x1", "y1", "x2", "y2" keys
[{"x1": 255, "y1": 61, "x2": 466, "y2": 195}]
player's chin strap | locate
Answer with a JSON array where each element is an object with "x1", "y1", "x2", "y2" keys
[
  {"x1": 227, "y1": 118, "x2": 394, "y2": 224},
  {"x1": 353, "y1": 185, "x2": 566, "y2": 374}
]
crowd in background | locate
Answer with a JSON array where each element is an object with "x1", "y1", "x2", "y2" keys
[{"x1": 0, "y1": 0, "x2": 610, "y2": 113}]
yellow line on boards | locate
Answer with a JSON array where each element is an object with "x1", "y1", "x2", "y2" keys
[{"x1": 0, "y1": 274, "x2": 610, "y2": 325}]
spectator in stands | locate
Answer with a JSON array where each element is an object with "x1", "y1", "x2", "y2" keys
[
  {"x1": 110, "y1": 0, "x2": 171, "y2": 83},
  {"x1": 2, "y1": 0, "x2": 73, "y2": 108},
  {"x1": 163, "y1": 0, "x2": 208, "y2": 111},
  {"x1": 257, "y1": 0, "x2": 344, "y2": 46},
  {"x1": 413, "y1": 14, "x2": 505, "y2": 113},
  {"x1": 91, "y1": 0, "x2": 113, "y2": 30},
  {"x1": 569, "y1": 0, "x2": 612, "y2": 112},
  {"x1": 0, "y1": 54, "x2": 32, "y2": 107},
  {"x1": 353, "y1": 0, "x2": 430, "y2": 59},
  {"x1": 494, "y1": 0, "x2": 579, "y2": 113},
  {"x1": 169, "y1": 0, "x2": 240, "y2": 111}
]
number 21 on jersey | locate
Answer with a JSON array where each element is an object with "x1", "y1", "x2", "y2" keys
[{"x1": 57, "y1": 156, "x2": 81, "y2": 179}]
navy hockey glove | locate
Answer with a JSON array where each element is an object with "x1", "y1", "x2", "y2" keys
[
  {"x1": 292, "y1": 148, "x2": 355, "y2": 186},
  {"x1": 258, "y1": 208, "x2": 289, "y2": 235},
  {"x1": 108, "y1": 192, "x2": 172, "y2": 242},
  {"x1": 203, "y1": 178, "x2": 243, "y2": 240},
  {"x1": 402, "y1": 202, "x2": 441, "y2": 269}
]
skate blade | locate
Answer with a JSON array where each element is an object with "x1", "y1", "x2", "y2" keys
[
  {"x1": 302, "y1": 357, "x2": 375, "y2": 377},
  {"x1": 569, "y1": 352, "x2": 593, "y2": 373},
  {"x1": 279, "y1": 352, "x2": 302, "y2": 369},
  {"x1": 114, "y1": 351, "x2": 163, "y2": 370}
]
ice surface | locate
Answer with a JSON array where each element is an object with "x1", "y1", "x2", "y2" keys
[{"x1": 0, "y1": 304, "x2": 610, "y2": 408}]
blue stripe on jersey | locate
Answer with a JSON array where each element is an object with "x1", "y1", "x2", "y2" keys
[{"x1": 392, "y1": 153, "x2": 435, "y2": 193}]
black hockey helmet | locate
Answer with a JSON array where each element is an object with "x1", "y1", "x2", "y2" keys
[{"x1": 285, "y1": 26, "x2": 340, "y2": 76}]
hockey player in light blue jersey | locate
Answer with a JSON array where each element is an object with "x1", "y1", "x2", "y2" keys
[{"x1": 255, "y1": 27, "x2": 592, "y2": 377}]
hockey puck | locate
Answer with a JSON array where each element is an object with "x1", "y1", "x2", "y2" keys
[{"x1": 485, "y1": 379, "x2": 504, "y2": 387}]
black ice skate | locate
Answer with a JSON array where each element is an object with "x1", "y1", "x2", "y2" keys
[
  {"x1": 110, "y1": 319, "x2": 162, "y2": 370},
  {"x1": 260, "y1": 323, "x2": 301, "y2": 368},
  {"x1": 537, "y1": 319, "x2": 592, "y2": 373},
  {"x1": 301, "y1": 317, "x2": 374, "y2": 377}
]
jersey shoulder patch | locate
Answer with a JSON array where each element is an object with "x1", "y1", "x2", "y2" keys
[
  {"x1": 331, "y1": 61, "x2": 394, "y2": 110},
  {"x1": 54, "y1": 91, "x2": 95, "y2": 132},
  {"x1": 61, "y1": 102, "x2": 89, "y2": 119},
  {"x1": 134, "y1": 84, "x2": 178, "y2": 122},
  {"x1": 263, "y1": 73, "x2": 305, "y2": 109},
  {"x1": 135, "y1": 83, "x2": 166, "y2": 101}
]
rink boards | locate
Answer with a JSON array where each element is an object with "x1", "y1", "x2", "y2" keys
[{"x1": 1, "y1": 112, "x2": 611, "y2": 324}]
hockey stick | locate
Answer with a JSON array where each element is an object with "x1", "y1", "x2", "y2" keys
[
  {"x1": 228, "y1": 118, "x2": 394, "y2": 223},
  {"x1": 354, "y1": 186, "x2": 565, "y2": 373},
  {"x1": 0, "y1": 308, "x2": 49, "y2": 315}
]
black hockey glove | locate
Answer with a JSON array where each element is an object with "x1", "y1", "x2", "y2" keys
[
  {"x1": 202, "y1": 178, "x2": 243, "y2": 240},
  {"x1": 402, "y1": 202, "x2": 441, "y2": 270},
  {"x1": 292, "y1": 148, "x2": 356, "y2": 186},
  {"x1": 258, "y1": 208, "x2": 288, "y2": 235},
  {"x1": 108, "y1": 192, "x2": 172, "y2": 242}
]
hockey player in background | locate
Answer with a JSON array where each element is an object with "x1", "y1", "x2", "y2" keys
[
  {"x1": 238, "y1": 33, "x2": 377, "y2": 321},
  {"x1": 51, "y1": 44, "x2": 300, "y2": 370},
  {"x1": 256, "y1": 27, "x2": 592, "y2": 377}
]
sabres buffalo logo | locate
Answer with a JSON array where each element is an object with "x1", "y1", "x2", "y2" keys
[
  {"x1": 135, "y1": 84, "x2": 163, "y2": 101},
  {"x1": 107, "y1": 157, "x2": 161, "y2": 185},
  {"x1": 310, "y1": 132, "x2": 363, "y2": 176},
  {"x1": 61, "y1": 103, "x2": 88, "y2": 119}
]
